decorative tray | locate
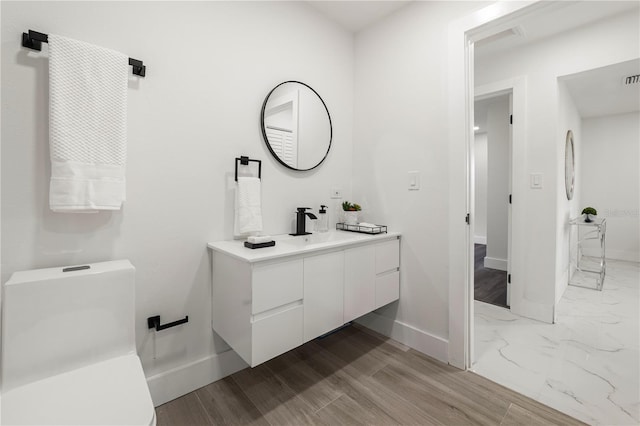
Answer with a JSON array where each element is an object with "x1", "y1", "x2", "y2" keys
[{"x1": 336, "y1": 223, "x2": 387, "y2": 234}]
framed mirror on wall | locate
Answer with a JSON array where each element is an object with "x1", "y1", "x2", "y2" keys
[
  {"x1": 565, "y1": 130, "x2": 575, "y2": 200},
  {"x1": 260, "y1": 81, "x2": 332, "y2": 171}
]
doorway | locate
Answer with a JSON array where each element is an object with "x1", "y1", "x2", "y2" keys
[{"x1": 473, "y1": 93, "x2": 512, "y2": 309}]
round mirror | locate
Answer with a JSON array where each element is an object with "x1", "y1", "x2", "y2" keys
[
  {"x1": 261, "y1": 81, "x2": 332, "y2": 171},
  {"x1": 565, "y1": 130, "x2": 575, "y2": 200}
]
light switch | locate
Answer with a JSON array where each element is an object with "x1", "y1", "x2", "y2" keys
[
  {"x1": 330, "y1": 187, "x2": 342, "y2": 199},
  {"x1": 408, "y1": 171, "x2": 420, "y2": 190},
  {"x1": 530, "y1": 173, "x2": 543, "y2": 189}
]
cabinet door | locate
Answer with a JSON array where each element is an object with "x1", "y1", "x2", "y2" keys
[
  {"x1": 252, "y1": 304, "x2": 303, "y2": 367},
  {"x1": 252, "y1": 259, "x2": 303, "y2": 314},
  {"x1": 344, "y1": 245, "x2": 375, "y2": 323},
  {"x1": 376, "y1": 239, "x2": 400, "y2": 274},
  {"x1": 375, "y1": 270, "x2": 400, "y2": 309},
  {"x1": 303, "y1": 251, "x2": 344, "y2": 342}
]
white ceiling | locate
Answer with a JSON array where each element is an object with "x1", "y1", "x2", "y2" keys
[
  {"x1": 475, "y1": 60, "x2": 640, "y2": 130},
  {"x1": 563, "y1": 59, "x2": 640, "y2": 118},
  {"x1": 475, "y1": 1, "x2": 640, "y2": 56},
  {"x1": 305, "y1": 1, "x2": 640, "y2": 121},
  {"x1": 306, "y1": 1, "x2": 412, "y2": 33},
  {"x1": 475, "y1": 1, "x2": 640, "y2": 123}
]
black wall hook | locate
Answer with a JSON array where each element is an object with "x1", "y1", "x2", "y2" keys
[{"x1": 147, "y1": 315, "x2": 189, "y2": 331}]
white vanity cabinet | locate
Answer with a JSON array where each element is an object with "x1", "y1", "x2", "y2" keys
[{"x1": 208, "y1": 232, "x2": 400, "y2": 367}]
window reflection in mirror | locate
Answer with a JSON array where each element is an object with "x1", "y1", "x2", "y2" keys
[{"x1": 261, "y1": 81, "x2": 332, "y2": 171}]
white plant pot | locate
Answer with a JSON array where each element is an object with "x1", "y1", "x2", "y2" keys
[{"x1": 344, "y1": 211, "x2": 359, "y2": 225}]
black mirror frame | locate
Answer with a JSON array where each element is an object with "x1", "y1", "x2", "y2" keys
[{"x1": 260, "y1": 80, "x2": 333, "y2": 171}]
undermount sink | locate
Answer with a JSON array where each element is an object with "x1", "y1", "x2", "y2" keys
[{"x1": 280, "y1": 231, "x2": 356, "y2": 247}]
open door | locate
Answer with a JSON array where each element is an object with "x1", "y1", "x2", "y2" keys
[{"x1": 473, "y1": 91, "x2": 512, "y2": 310}]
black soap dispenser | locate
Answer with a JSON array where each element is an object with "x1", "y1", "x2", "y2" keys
[{"x1": 317, "y1": 205, "x2": 329, "y2": 233}]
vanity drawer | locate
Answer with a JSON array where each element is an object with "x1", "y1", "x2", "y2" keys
[
  {"x1": 375, "y1": 270, "x2": 399, "y2": 309},
  {"x1": 252, "y1": 259, "x2": 303, "y2": 314},
  {"x1": 251, "y1": 304, "x2": 303, "y2": 366},
  {"x1": 375, "y1": 239, "x2": 400, "y2": 274}
]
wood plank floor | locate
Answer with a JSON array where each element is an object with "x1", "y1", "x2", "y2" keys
[
  {"x1": 474, "y1": 244, "x2": 508, "y2": 308},
  {"x1": 156, "y1": 325, "x2": 584, "y2": 425}
]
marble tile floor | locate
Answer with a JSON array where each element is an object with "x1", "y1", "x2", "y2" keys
[{"x1": 472, "y1": 259, "x2": 639, "y2": 425}]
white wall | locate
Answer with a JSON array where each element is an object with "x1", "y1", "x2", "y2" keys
[
  {"x1": 581, "y1": 112, "x2": 639, "y2": 262},
  {"x1": 484, "y1": 95, "x2": 509, "y2": 271},
  {"x1": 474, "y1": 133, "x2": 488, "y2": 244},
  {"x1": 352, "y1": 0, "x2": 489, "y2": 360},
  {"x1": 1, "y1": 1, "x2": 354, "y2": 405},
  {"x1": 475, "y1": 9, "x2": 639, "y2": 321},
  {"x1": 555, "y1": 81, "x2": 581, "y2": 304}
]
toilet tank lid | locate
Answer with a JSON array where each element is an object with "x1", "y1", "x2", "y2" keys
[{"x1": 6, "y1": 260, "x2": 135, "y2": 285}]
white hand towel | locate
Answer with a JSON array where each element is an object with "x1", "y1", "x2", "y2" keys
[
  {"x1": 234, "y1": 177, "x2": 263, "y2": 236},
  {"x1": 48, "y1": 34, "x2": 129, "y2": 212}
]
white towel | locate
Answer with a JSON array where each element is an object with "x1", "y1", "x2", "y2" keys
[
  {"x1": 48, "y1": 34, "x2": 129, "y2": 212},
  {"x1": 234, "y1": 177, "x2": 263, "y2": 236}
]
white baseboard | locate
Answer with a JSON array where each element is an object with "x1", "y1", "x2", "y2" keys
[
  {"x1": 356, "y1": 311, "x2": 449, "y2": 364},
  {"x1": 582, "y1": 248, "x2": 639, "y2": 263},
  {"x1": 484, "y1": 256, "x2": 507, "y2": 271},
  {"x1": 474, "y1": 236, "x2": 487, "y2": 245},
  {"x1": 511, "y1": 298, "x2": 554, "y2": 324},
  {"x1": 146, "y1": 349, "x2": 247, "y2": 407}
]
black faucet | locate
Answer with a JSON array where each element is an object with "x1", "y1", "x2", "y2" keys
[{"x1": 290, "y1": 207, "x2": 318, "y2": 236}]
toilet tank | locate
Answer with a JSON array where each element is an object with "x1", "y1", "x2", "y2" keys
[{"x1": 1, "y1": 260, "x2": 136, "y2": 392}]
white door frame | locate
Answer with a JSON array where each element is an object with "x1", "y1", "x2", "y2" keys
[{"x1": 447, "y1": 0, "x2": 555, "y2": 369}]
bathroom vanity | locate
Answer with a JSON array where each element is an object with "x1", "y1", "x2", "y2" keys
[{"x1": 208, "y1": 231, "x2": 400, "y2": 367}]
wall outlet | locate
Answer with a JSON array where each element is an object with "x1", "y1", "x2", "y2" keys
[{"x1": 330, "y1": 187, "x2": 342, "y2": 199}]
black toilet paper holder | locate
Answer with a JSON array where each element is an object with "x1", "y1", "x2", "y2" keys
[{"x1": 147, "y1": 315, "x2": 189, "y2": 331}]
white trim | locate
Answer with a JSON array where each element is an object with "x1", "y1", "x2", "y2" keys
[
  {"x1": 356, "y1": 312, "x2": 448, "y2": 364},
  {"x1": 448, "y1": 0, "x2": 544, "y2": 370},
  {"x1": 483, "y1": 256, "x2": 507, "y2": 271},
  {"x1": 146, "y1": 349, "x2": 247, "y2": 407},
  {"x1": 474, "y1": 235, "x2": 487, "y2": 245}
]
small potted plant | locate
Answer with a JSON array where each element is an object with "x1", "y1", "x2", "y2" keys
[
  {"x1": 582, "y1": 207, "x2": 597, "y2": 223},
  {"x1": 342, "y1": 201, "x2": 362, "y2": 225}
]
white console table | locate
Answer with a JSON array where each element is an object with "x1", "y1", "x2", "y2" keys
[{"x1": 569, "y1": 217, "x2": 606, "y2": 290}]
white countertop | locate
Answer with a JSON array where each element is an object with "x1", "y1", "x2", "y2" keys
[{"x1": 208, "y1": 230, "x2": 401, "y2": 263}]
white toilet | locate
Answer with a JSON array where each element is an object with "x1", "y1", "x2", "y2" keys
[{"x1": 1, "y1": 260, "x2": 156, "y2": 425}]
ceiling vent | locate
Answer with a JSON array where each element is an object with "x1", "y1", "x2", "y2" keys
[
  {"x1": 476, "y1": 25, "x2": 525, "y2": 47},
  {"x1": 624, "y1": 74, "x2": 640, "y2": 85}
]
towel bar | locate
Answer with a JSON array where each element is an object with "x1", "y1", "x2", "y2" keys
[
  {"x1": 22, "y1": 30, "x2": 146, "y2": 77},
  {"x1": 235, "y1": 156, "x2": 262, "y2": 181}
]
